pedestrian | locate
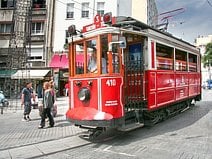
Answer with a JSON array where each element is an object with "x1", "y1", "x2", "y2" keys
[
  {"x1": 21, "y1": 81, "x2": 35, "y2": 121},
  {"x1": 37, "y1": 82, "x2": 43, "y2": 98},
  {"x1": 38, "y1": 81, "x2": 55, "y2": 128},
  {"x1": 65, "y1": 82, "x2": 69, "y2": 96}
]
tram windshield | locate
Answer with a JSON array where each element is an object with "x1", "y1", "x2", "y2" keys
[{"x1": 73, "y1": 34, "x2": 122, "y2": 76}]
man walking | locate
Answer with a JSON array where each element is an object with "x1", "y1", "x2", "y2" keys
[{"x1": 21, "y1": 82, "x2": 35, "y2": 121}]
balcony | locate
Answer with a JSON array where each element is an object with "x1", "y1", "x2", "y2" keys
[
  {"x1": 31, "y1": 34, "x2": 45, "y2": 42},
  {"x1": 32, "y1": 7, "x2": 47, "y2": 16},
  {"x1": 0, "y1": 10, "x2": 13, "y2": 21}
]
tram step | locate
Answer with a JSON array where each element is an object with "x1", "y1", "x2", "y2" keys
[{"x1": 118, "y1": 122, "x2": 144, "y2": 131}]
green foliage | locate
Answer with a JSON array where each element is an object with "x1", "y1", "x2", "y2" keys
[
  {"x1": 63, "y1": 43, "x2": 68, "y2": 50},
  {"x1": 202, "y1": 42, "x2": 212, "y2": 67}
]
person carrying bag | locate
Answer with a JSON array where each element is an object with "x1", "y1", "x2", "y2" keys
[{"x1": 38, "y1": 82, "x2": 55, "y2": 129}]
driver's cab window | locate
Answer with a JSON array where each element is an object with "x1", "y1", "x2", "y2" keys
[
  {"x1": 86, "y1": 35, "x2": 108, "y2": 74},
  {"x1": 87, "y1": 39, "x2": 97, "y2": 73}
]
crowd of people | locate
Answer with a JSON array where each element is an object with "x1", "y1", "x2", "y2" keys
[{"x1": 21, "y1": 80, "x2": 56, "y2": 129}]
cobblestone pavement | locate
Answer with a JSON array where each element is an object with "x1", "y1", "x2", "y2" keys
[
  {"x1": 0, "y1": 97, "x2": 87, "y2": 159},
  {"x1": 0, "y1": 90, "x2": 211, "y2": 159}
]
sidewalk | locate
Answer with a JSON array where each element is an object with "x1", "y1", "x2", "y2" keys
[{"x1": 0, "y1": 97, "x2": 87, "y2": 159}]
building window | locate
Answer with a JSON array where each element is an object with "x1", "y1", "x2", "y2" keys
[
  {"x1": 67, "y1": 3, "x2": 74, "y2": 19},
  {"x1": 81, "y1": 2, "x2": 89, "y2": 18},
  {"x1": 32, "y1": 0, "x2": 46, "y2": 9},
  {"x1": 31, "y1": 22, "x2": 44, "y2": 35},
  {"x1": 97, "y1": 2, "x2": 104, "y2": 16},
  {"x1": 0, "y1": 0, "x2": 14, "y2": 8},
  {"x1": 0, "y1": 23, "x2": 12, "y2": 33}
]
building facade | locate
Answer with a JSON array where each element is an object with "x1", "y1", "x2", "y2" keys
[
  {"x1": 0, "y1": 0, "x2": 55, "y2": 97},
  {"x1": 195, "y1": 35, "x2": 212, "y2": 83}
]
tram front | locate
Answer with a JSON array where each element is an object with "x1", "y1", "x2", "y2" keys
[{"x1": 66, "y1": 27, "x2": 126, "y2": 130}]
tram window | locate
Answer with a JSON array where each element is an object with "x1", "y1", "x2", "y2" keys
[
  {"x1": 156, "y1": 43, "x2": 173, "y2": 70},
  {"x1": 175, "y1": 49, "x2": 187, "y2": 71},
  {"x1": 128, "y1": 43, "x2": 142, "y2": 71},
  {"x1": 188, "y1": 53, "x2": 197, "y2": 72},
  {"x1": 75, "y1": 43, "x2": 85, "y2": 74},
  {"x1": 112, "y1": 43, "x2": 120, "y2": 73},
  {"x1": 87, "y1": 39, "x2": 97, "y2": 73}
]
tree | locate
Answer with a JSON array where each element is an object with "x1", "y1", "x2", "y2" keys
[{"x1": 202, "y1": 42, "x2": 212, "y2": 67}]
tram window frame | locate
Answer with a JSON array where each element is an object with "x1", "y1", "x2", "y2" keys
[
  {"x1": 175, "y1": 49, "x2": 187, "y2": 71},
  {"x1": 100, "y1": 34, "x2": 108, "y2": 74},
  {"x1": 156, "y1": 43, "x2": 174, "y2": 70},
  {"x1": 75, "y1": 42, "x2": 85, "y2": 75},
  {"x1": 108, "y1": 34, "x2": 122, "y2": 74},
  {"x1": 74, "y1": 36, "x2": 108, "y2": 76},
  {"x1": 188, "y1": 53, "x2": 197, "y2": 72}
]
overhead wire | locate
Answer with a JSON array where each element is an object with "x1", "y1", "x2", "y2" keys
[
  {"x1": 56, "y1": 0, "x2": 81, "y2": 11},
  {"x1": 70, "y1": 0, "x2": 98, "y2": 12},
  {"x1": 207, "y1": 0, "x2": 212, "y2": 7},
  {"x1": 56, "y1": 0, "x2": 97, "y2": 13}
]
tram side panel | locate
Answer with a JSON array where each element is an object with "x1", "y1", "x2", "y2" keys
[
  {"x1": 175, "y1": 72, "x2": 189, "y2": 101},
  {"x1": 146, "y1": 70, "x2": 176, "y2": 110},
  {"x1": 188, "y1": 73, "x2": 201, "y2": 97},
  {"x1": 146, "y1": 70, "x2": 201, "y2": 111}
]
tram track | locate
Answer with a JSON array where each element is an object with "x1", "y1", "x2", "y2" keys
[
  {"x1": 0, "y1": 130, "x2": 122, "y2": 159},
  {"x1": 0, "y1": 133, "x2": 92, "y2": 159},
  {"x1": 0, "y1": 132, "x2": 84, "y2": 151}
]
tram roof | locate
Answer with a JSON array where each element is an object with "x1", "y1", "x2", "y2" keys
[
  {"x1": 68, "y1": 16, "x2": 199, "y2": 53},
  {"x1": 112, "y1": 17, "x2": 197, "y2": 49}
]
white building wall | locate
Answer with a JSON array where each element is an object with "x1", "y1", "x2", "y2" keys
[
  {"x1": 117, "y1": 0, "x2": 132, "y2": 17},
  {"x1": 132, "y1": 0, "x2": 147, "y2": 23},
  {"x1": 53, "y1": 0, "x2": 119, "y2": 52},
  {"x1": 53, "y1": 0, "x2": 158, "y2": 52}
]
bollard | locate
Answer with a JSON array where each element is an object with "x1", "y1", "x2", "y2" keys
[{"x1": 1, "y1": 107, "x2": 3, "y2": 114}]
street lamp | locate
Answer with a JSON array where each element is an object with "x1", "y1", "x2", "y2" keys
[{"x1": 208, "y1": 59, "x2": 211, "y2": 81}]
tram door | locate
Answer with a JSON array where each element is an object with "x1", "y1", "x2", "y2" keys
[{"x1": 124, "y1": 40, "x2": 145, "y2": 114}]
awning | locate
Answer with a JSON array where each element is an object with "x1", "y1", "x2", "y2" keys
[
  {"x1": 49, "y1": 54, "x2": 68, "y2": 69},
  {"x1": 0, "y1": 70, "x2": 17, "y2": 78},
  {"x1": 11, "y1": 69, "x2": 50, "y2": 79}
]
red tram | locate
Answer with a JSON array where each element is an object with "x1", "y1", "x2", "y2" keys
[{"x1": 66, "y1": 15, "x2": 201, "y2": 137}]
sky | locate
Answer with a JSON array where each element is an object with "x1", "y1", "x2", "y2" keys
[{"x1": 155, "y1": 0, "x2": 212, "y2": 44}]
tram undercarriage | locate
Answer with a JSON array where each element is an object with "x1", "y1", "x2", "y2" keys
[{"x1": 71, "y1": 96, "x2": 199, "y2": 140}]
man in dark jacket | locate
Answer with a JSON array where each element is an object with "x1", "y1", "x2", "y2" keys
[{"x1": 21, "y1": 82, "x2": 35, "y2": 121}]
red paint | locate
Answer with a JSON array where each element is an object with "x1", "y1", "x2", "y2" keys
[
  {"x1": 72, "y1": 78, "x2": 99, "y2": 110},
  {"x1": 146, "y1": 70, "x2": 201, "y2": 110},
  {"x1": 66, "y1": 107, "x2": 113, "y2": 120},
  {"x1": 67, "y1": 77, "x2": 124, "y2": 121},
  {"x1": 101, "y1": 77, "x2": 123, "y2": 118}
]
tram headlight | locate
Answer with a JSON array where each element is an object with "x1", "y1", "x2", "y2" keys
[{"x1": 77, "y1": 88, "x2": 91, "y2": 102}]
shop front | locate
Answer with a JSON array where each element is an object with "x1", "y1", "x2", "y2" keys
[{"x1": 49, "y1": 53, "x2": 69, "y2": 96}]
